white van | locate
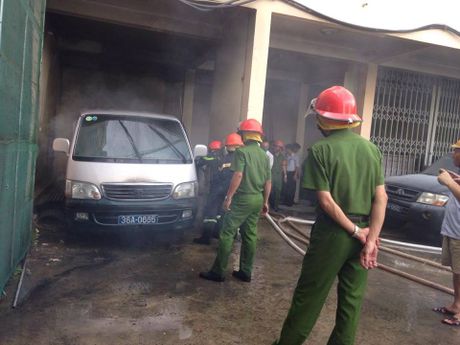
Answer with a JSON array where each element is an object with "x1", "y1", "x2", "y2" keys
[{"x1": 53, "y1": 111, "x2": 207, "y2": 231}]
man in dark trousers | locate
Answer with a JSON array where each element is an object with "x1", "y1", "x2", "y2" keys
[
  {"x1": 199, "y1": 119, "x2": 271, "y2": 282},
  {"x1": 283, "y1": 143, "x2": 301, "y2": 206},
  {"x1": 194, "y1": 140, "x2": 222, "y2": 243},
  {"x1": 270, "y1": 140, "x2": 286, "y2": 212},
  {"x1": 193, "y1": 133, "x2": 244, "y2": 244},
  {"x1": 273, "y1": 86, "x2": 388, "y2": 345}
]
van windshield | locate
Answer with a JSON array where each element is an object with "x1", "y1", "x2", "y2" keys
[{"x1": 73, "y1": 114, "x2": 192, "y2": 164}]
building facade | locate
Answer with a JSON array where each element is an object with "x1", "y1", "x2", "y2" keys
[{"x1": 2, "y1": 0, "x2": 460, "y2": 290}]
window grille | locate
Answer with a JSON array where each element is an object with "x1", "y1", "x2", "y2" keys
[{"x1": 371, "y1": 67, "x2": 460, "y2": 176}]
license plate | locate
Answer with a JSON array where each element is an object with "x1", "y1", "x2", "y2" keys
[
  {"x1": 387, "y1": 203, "x2": 403, "y2": 213},
  {"x1": 117, "y1": 215, "x2": 158, "y2": 225}
]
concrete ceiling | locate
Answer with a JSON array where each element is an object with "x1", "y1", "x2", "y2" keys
[
  {"x1": 270, "y1": 14, "x2": 460, "y2": 79},
  {"x1": 46, "y1": 0, "x2": 225, "y2": 40},
  {"x1": 47, "y1": 12, "x2": 216, "y2": 80},
  {"x1": 283, "y1": 0, "x2": 460, "y2": 32},
  {"x1": 268, "y1": 48, "x2": 347, "y2": 85}
]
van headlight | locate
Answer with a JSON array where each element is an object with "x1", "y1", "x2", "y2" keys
[
  {"x1": 172, "y1": 182, "x2": 197, "y2": 199},
  {"x1": 416, "y1": 192, "x2": 449, "y2": 206},
  {"x1": 66, "y1": 180, "x2": 102, "y2": 200}
]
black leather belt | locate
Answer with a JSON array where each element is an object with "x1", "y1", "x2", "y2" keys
[
  {"x1": 318, "y1": 212, "x2": 369, "y2": 224},
  {"x1": 348, "y1": 215, "x2": 370, "y2": 223}
]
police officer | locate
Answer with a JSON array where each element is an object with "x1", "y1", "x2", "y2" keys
[
  {"x1": 270, "y1": 140, "x2": 287, "y2": 212},
  {"x1": 193, "y1": 133, "x2": 244, "y2": 245},
  {"x1": 199, "y1": 119, "x2": 271, "y2": 283},
  {"x1": 273, "y1": 86, "x2": 388, "y2": 345}
]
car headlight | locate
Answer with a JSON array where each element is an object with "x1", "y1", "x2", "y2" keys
[
  {"x1": 66, "y1": 180, "x2": 102, "y2": 200},
  {"x1": 416, "y1": 192, "x2": 449, "y2": 206},
  {"x1": 172, "y1": 182, "x2": 197, "y2": 199}
]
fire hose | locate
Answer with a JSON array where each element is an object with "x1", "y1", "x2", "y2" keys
[
  {"x1": 265, "y1": 213, "x2": 305, "y2": 256},
  {"x1": 285, "y1": 220, "x2": 451, "y2": 273},
  {"x1": 265, "y1": 213, "x2": 454, "y2": 296}
]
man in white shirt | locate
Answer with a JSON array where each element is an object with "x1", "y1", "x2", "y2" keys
[
  {"x1": 283, "y1": 143, "x2": 301, "y2": 206},
  {"x1": 435, "y1": 139, "x2": 460, "y2": 326},
  {"x1": 261, "y1": 141, "x2": 274, "y2": 169}
]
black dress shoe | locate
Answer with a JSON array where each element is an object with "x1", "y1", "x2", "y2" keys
[
  {"x1": 193, "y1": 237, "x2": 211, "y2": 245},
  {"x1": 232, "y1": 270, "x2": 251, "y2": 282},
  {"x1": 199, "y1": 271, "x2": 225, "y2": 282}
]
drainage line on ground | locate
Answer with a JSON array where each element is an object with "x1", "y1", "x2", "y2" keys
[
  {"x1": 12, "y1": 254, "x2": 28, "y2": 308},
  {"x1": 266, "y1": 213, "x2": 454, "y2": 296}
]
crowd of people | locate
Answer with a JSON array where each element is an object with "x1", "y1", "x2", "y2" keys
[
  {"x1": 190, "y1": 85, "x2": 460, "y2": 343},
  {"x1": 194, "y1": 135, "x2": 304, "y2": 245},
  {"x1": 195, "y1": 119, "x2": 271, "y2": 283},
  {"x1": 261, "y1": 140, "x2": 301, "y2": 211}
]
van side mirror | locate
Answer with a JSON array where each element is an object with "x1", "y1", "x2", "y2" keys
[
  {"x1": 53, "y1": 138, "x2": 70, "y2": 155},
  {"x1": 193, "y1": 144, "x2": 207, "y2": 158}
]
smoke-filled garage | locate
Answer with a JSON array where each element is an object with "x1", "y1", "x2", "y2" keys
[
  {"x1": 35, "y1": 9, "x2": 224, "y2": 197},
  {"x1": 3, "y1": 1, "x2": 460, "y2": 345}
]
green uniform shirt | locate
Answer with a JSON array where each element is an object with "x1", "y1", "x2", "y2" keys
[
  {"x1": 302, "y1": 129, "x2": 384, "y2": 216},
  {"x1": 272, "y1": 153, "x2": 286, "y2": 182},
  {"x1": 232, "y1": 141, "x2": 271, "y2": 195}
]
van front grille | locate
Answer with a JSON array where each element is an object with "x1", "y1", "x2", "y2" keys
[
  {"x1": 102, "y1": 184, "x2": 172, "y2": 200},
  {"x1": 385, "y1": 184, "x2": 420, "y2": 202}
]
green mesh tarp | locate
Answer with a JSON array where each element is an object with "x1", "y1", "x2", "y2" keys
[{"x1": 0, "y1": 0, "x2": 46, "y2": 292}]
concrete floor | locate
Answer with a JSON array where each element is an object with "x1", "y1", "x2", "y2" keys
[{"x1": 0, "y1": 218, "x2": 459, "y2": 345}]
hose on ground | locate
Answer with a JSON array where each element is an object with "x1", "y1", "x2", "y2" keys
[
  {"x1": 284, "y1": 217, "x2": 450, "y2": 272},
  {"x1": 266, "y1": 213, "x2": 454, "y2": 296},
  {"x1": 264, "y1": 213, "x2": 305, "y2": 256}
]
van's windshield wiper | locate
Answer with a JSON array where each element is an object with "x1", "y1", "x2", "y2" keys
[
  {"x1": 148, "y1": 124, "x2": 187, "y2": 163},
  {"x1": 118, "y1": 120, "x2": 143, "y2": 162}
]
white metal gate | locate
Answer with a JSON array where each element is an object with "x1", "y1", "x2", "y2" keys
[{"x1": 371, "y1": 67, "x2": 460, "y2": 176}]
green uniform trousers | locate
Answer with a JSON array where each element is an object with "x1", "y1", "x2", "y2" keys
[
  {"x1": 211, "y1": 193, "x2": 263, "y2": 276},
  {"x1": 270, "y1": 177, "x2": 282, "y2": 209},
  {"x1": 274, "y1": 219, "x2": 368, "y2": 345}
]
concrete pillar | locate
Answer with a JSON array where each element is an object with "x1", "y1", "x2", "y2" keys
[
  {"x1": 182, "y1": 69, "x2": 195, "y2": 136},
  {"x1": 343, "y1": 63, "x2": 378, "y2": 139},
  {"x1": 360, "y1": 64, "x2": 378, "y2": 140},
  {"x1": 209, "y1": 10, "x2": 253, "y2": 141},
  {"x1": 37, "y1": 32, "x2": 61, "y2": 190},
  {"x1": 244, "y1": 6, "x2": 272, "y2": 122},
  {"x1": 295, "y1": 83, "x2": 310, "y2": 201},
  {"x1": 344, "y1": 63, "x2": 366, "y2": 115},
  {"x1": 209, "y1": 6, "x2": 272, "y2": 140},
  {"x1": 295, "y1": 83, "x2": 310, "y2": 155}
]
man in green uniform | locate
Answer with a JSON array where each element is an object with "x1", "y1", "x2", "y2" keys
[
  {"x1": 269, "y1": 140, "x2": 287, "y2": 212},
  {"x1": 273, "y1": 86, "x2": 388, "y2": 345},
  {"x1": 199, "y1": 119, "x2": 271, "y2": 282}
]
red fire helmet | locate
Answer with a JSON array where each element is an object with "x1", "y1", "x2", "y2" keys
[
  {"x1": 225, "y1": 133, "x2": 244, "y2": 146},
  {"x1": 208, "y1": 140, "x2": 223, "y2": 150},
  {"x1": 238, "y1": 119, "x2": 264, "y2": 135},
  {"x1": 312, "y1": 86, "x2": 362, "y2": 124}
]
